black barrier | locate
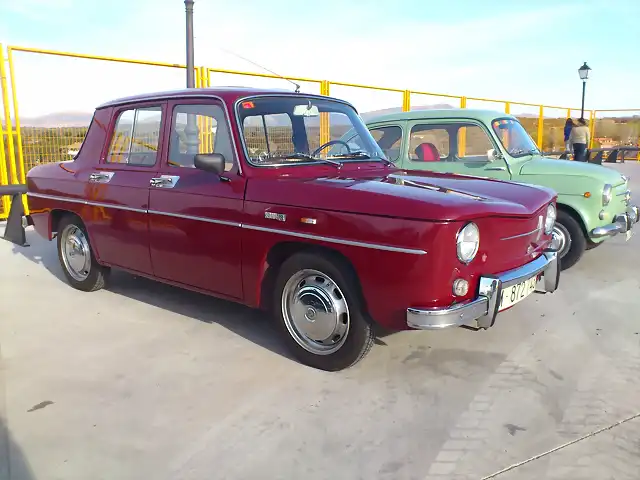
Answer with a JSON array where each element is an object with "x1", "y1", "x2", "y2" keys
[
  {"x1": 0, "y1": 185, "x2": 29, "y2": 247},
  {"x1": 542, "y1": 146, "x2": 640, "y2": 165}
]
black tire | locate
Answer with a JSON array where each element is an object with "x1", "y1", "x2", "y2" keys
[
  {"x1": 272, "y1": 251, "x2": 375, "y2": 371},
  {"x1": 554, "y1": 210, "x2": 586, "y2": 270},
  {"x1": 56, "y1": 214, "x2": 110, "y2": 292}
]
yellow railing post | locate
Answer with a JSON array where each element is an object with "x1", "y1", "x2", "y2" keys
[
  {"x1": 505, "y1": 102, "x2": 510, "y2": 114},
  {"x1": 402, "y1": 90, "x2": 411, "y2": 112},
  {"x1": 0, "y1": 45, "x2": 20, "y2": 189},
  {"x1": 589, "y1": 110, "x2": 596, "y2": 149},
  {"x1": 0, "y1": 48, "x2": 9, "y2": 217},
  {"x1": 566, "y1": 108, "x2": 571, "y2": 119},
  {"x1": 7, "y1": 48, "x2": 25, "y2": 187},
  {"x1": 537, "y1": 105, "x2": 544, "y2": 149},
  {"x1": 458, "y1": 97, "x2": 467, "y2": 156},
  {"x1": 319, "y1": 81, "x2": 330, "y2": 150}
]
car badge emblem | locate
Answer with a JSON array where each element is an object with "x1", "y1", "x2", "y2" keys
[{"x1": 264, "y1": 211, "x2": 286, "y2": 222}]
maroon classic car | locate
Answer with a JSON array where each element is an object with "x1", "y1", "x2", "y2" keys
[{"x1": 26, "y1": 87, "x2": 560, "y2": 371}]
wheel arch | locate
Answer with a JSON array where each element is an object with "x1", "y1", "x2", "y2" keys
[
  {"x1": 259, "y1": 241, "x2": 368, "y2": 314},
  {"x1": 50, "y1": 209, "x2": 103, "y2": 263},
  {"x1": 556, "y1": 202, "x2": 589, "y2": 238}
]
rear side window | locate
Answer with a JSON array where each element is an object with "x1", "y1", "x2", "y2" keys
[{"x1": 106, "y1": 106, "x2": 163, "y2": 166}]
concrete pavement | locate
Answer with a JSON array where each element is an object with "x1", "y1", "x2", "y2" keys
[{"x1": 1, "y1": 163, "x2": 639, "y2": 480}]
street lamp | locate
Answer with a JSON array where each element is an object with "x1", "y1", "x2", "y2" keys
[
  {"x1": 578, "y1": 61, "x2": 591, "y2": 119},
  {"x1": 185, "y1": 0, "x2": 195, "y2": 88}
]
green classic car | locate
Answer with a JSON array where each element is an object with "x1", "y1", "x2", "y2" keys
[{"x1": 332, "y1": 109, "x2": 638, "y2": 270}]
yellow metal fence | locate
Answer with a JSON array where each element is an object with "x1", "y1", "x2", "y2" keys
[{"x1": 2, "y1": 44, "x2": 639, "y2": 219}]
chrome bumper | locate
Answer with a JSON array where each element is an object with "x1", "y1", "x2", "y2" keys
[
  {"x1": 406, "y1": 250, "x2": 559, "y2": 330},
  {"x1": 591, "y1": 205, "x2": 639, "y2": 239}
]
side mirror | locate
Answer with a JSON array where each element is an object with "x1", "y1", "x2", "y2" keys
[
  {"x1": 194, "y1": 153, "x2": 225, "y2": 174},
  {"x1": 487, "y1": 148, "x2": 503, "y2": 162}
]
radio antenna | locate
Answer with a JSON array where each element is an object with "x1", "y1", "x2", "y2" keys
[{"x1": 218, "y1": 47, "x2": 301, "y2": 93}]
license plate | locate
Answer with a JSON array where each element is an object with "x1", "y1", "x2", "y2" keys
[{"x1": 499, "y1": 275, "x2": 539, "y2": 312}]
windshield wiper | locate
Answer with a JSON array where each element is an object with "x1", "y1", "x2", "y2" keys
[
  {"x1": 279, "y1": 153, "x2": 342, "y2": 167},
  {"x1": 328, "y1": 151, "x2": 371, "y2": 160}
]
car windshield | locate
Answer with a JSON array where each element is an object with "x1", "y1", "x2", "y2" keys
[
  {"x1": 236, "y1": 95, "x2": 387, "y2": 166},
  {"x1": 491, "y1": 118, "x2": 541, "y2": 157}
]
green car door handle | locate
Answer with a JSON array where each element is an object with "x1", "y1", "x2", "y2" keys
[{"x1": 485, "y1": 166, "x2": 507, "y2": 171}]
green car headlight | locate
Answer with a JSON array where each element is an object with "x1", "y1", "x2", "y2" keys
[{"x1": 602, "y1": 184, "x2": 612, "y2": 206}]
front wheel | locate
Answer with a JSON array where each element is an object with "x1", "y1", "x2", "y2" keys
[
  {"x1": 551, "y1": 210, "x2": 586, "y2": 271},
  {"x1": 272, "y1": 252, "x2": 375, "y2": 371},
  {"x1": 57, "y1": 214, "x2": 110, "y2": 291}
]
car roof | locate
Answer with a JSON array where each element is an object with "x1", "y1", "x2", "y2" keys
[
  {"x1": 364, "y1": 108, "x2": 517, "y2": 124},
  {"x1": 96, "y1": 87, "x2": 354, "y2": 110}
]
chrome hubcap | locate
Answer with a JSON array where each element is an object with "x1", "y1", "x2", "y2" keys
[
  {"x1": 61, "y1": 224, "x2": 91, "y2": 281},
  {"x1": 281, "y1": 269, "x2": 350, "y2": 355},
  {"x1": 551, "y1": 224, "x2": 570, "y2": 258}
]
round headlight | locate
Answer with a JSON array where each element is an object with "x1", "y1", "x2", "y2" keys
[
  {"x1": 457, "y1": 222, "x2": 479, "y2": 263},
  {"x1": 602, "y1": 184, "x2": 612, "y2": 206},
  {"x1": 545, "y1": 203, "x2": 556, "y2": 234}
]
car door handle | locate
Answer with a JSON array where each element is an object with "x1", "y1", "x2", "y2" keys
[
  {"x1": 150, "y1": 175, "x2": 180, "y2": 188},
  {"x1": 89, "y1": 172, "x2": 114, "y2": 183},
  {"x1": 485, "y1": 166, "x2": 506, "y2": 171}
]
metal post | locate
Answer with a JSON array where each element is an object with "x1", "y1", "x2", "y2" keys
[
  {"x1": 580, "y1": 80, "x2": 586, "y2": 119},
  {"x1": 185, "y1": 0, "x2": 195, "y2": 88}
]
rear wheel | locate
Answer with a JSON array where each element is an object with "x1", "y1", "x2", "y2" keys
[
  {"x1": 551, "y1": 210, "x2": 586, "y2": 270},
  {"x1": 57, "y1": 215, "x2": 110, "y2": 291},
  {"x1": 272, "y1": 251, "x2": 375, "y2": 371}
]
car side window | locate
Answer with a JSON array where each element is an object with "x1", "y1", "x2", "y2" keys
[
  {"x1": 106, "y1": 107, "x2": 162, "y2": 166},
  {"x1": 457, "y1": 124, "x2": 494, "y2": 162},
  {"x1": 168, "y1": 103, "x2": 236, "y2": 171},
  {"x1": 370, "y1": 126, "x2": 402, "y2": 162},
  {"x1": 408, "y1": 124, "x2": 450, "y2": 163}
]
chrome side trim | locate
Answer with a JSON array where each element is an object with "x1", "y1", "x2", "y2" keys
[
  {"x1": 26, "y1": 192, "x2": 425, "y2": 255},
  {"x1": 241, "y1": 224, "x2": 427, "y2": 255},
  {"x1": 26, "y1": 192, "x2": 147, "y2": 214},
  {"x1": 147, "y1": 210, "x2": 241, "y2": 227},
  {"x1": 501, "y1": 226, "x2": 541, "y2": 241}
]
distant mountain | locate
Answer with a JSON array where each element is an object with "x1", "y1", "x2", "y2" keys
[
  {"x1": 360, "y1": 103, "x2": 455, "y2": 120},
  {"x1": 20, "y1": 112, "x2": 93, "y2": 128}
]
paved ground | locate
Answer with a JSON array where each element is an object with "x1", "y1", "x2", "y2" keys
[{"x1": 1, "y1": 162, "x2": 640, "y2": 480}]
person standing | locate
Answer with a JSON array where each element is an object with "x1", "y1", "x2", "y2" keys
[
  {"x1": 569, "y1": 118, "x2": 590, "y2": 161},
  {"x1": 563, "y1": 118, "x2": 574, "y2": 154}
]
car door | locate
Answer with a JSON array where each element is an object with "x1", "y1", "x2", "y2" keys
[
  {"x1": 400, "y1": 119, "x2": 512, "y2": 181},
  {"x1": 147, "y1": 98, "x2": 245, "y2": 299},
  {"x1": 82, "y1": 102, "x2": 165, "y2": 275}
]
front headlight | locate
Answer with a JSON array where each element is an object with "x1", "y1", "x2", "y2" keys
[
  {"x1": 457, "y1": 222, "x2": 479, "y2": 263},
  {"x1": 602, "y1": 184, "x2": 612, "y2": 206},
  {"x1": 544, "y1": 203, "x2": 556, "y2": 234}
]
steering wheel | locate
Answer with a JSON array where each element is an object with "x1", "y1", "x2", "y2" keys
[{"x1": 312, "y1": 139, "x2": 351, "y2": 157}]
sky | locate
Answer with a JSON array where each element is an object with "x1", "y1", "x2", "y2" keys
[{"x1": 1, "y1": 0, "x2": 639, "y2": 119}]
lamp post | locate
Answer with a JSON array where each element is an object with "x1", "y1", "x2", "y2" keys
[
  {"x1": 578, "y1": 61, "x2": 591, "y2": 119},
  {"x1": 185, "y1": 0, "x2": 195, "y2": 88}
]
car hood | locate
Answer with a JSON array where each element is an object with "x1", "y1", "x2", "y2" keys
[
  {"x1": 246, "y1": 169, "x2": 555, "y2": 222},
  {"x1": 519, "y1": 156, "x2": 627, "y2": 187}
]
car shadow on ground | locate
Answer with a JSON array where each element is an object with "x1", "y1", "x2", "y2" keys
[
  {"x1": 10, "y1": 229, "x2": 397, "y2": 364},
  {"x1": 0, "y1": 417, "x2": 36, "y2": 480}
]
